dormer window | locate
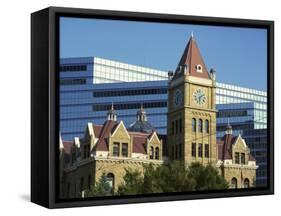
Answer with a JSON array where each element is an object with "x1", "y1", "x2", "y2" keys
[
  {"x1": 121, "y1": 143, "x2": 128, "y2": 157},
  {"x1": 235, "y1": 152, "x2": 240, "y2": 164},
  {"x1": 195, "y1": 64, "x2": 203, "y2": 73},
  {"x1": 113, "y1": 142, "x2": 120, "y2": 157},
  {"x1": 241, "y1": 153, "x2": 246, "y2": 164},
  {"x1": 150, "y1": 146, "x2": 154, "y2": 159}
]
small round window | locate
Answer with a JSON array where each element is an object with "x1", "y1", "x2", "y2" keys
[{"x1": 195, "y1": 64, "x2": 203, "y2": 73}]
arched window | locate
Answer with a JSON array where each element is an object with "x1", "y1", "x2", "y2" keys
[
  {"x1": 106, "y1": 173, "x2": 115, "y2": 193},
  {"x1": 150, "y1": 146, "x2": 154, "y2": 159},
  {"x1": 192, "y1": 118, "x2": 196, "y2": 132},
  {"x1": 198, "y1": 119, "x2": 203, "y2": 133},
  {"x1": 205, "y1": 120, "x2": 209, "y2": 133},
  {"x1": 231, "y1": 177, "x2": 238, "y2": 189},
  {"x1": 243, "y1": 178, "x2": 250, "y2": 188},
  {"x1": 155, "y1": 147, "x2": 160, "y2": 160}
]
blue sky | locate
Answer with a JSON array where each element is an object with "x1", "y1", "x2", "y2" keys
[{"x1": 60, "y1": 17, "x2": 267, "y2": 90}]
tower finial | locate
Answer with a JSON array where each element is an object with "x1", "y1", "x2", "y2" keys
[
  {"x1": 137, "y1": 104, "x2": 147, "y2": 121},
  {"x1": 226, "y1": 119, "x2": 233, "y2": 135},
  {"x1": 107, "y1": 102, "x2": 117, "y2": 121}
]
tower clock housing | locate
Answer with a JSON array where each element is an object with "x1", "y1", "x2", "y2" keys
[{"x1": 167, "y1": 35, "x2": 217, "y2": 165}]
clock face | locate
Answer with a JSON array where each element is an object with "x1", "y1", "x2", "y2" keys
[
  {"x1": 193, "y1": 88, "x2": 206, "y2": 105},
  {"x1": 174, "y1": 89, "x2": 183, "y2": 106}
]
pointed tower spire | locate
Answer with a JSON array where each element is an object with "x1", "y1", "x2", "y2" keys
[
  {"x1": 176, "y1": 34, "x2": 211, "y2": 79},
  {"x1": 107, "y1": 103, "x2": 117, "y2": 121}
]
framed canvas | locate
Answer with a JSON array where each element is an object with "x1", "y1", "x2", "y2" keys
[{"x1": 31, "y1": 6, "x2": 274, "y2": 208}]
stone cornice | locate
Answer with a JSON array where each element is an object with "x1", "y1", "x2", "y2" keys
[
  {"x1": 168, "y1": 106, "x2": 217, "y2": 115},
  {"x1": 64, "y1": 156, "x2": 163, "y2": 173}
]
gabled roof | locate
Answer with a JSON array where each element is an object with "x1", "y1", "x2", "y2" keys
[
  {"x1": 62, "y1": 126, "x2": 153, "y2": 155},
  {"x1": 92, "y1": 124, "x2": 103, "y2": 138},
  {"x1": 217, "y1": 134, "x2": 235, "y2": 160},
  {"x1": 91, "y1": 119, "x2": 156, "y2": 154},
  {"x1": 111, "y1": 121, "x2": 130, "y2": 139},
  {"x1": 131, "y1": 132, "x2": 151, "y2": 154},
  {"x1": 129, "y1": 131, "x2": 152, "y2": 154},
  {"x1": 94, "y1": 120, "x2": 118, "y2": 151},
  {"x1": 148, "y1": 130, "x2": 161, "y2": 143},
  {"x1": 175, "y1": 35, "x2": 211, "y2": 79},
  {"x1": 217, "y1": 134, "x2": 256, "y2": 161}
]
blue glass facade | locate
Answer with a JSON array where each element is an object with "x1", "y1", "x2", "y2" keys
[
  {"x1": 60, "y1": 57, "x2": 168, "y2": 140},
  {"x1": 60, "y1": 80, "x2": 168, "y2": 139}
]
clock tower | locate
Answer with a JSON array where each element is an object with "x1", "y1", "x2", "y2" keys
[{"x1": 167, "y1": 34, "x2": 217, "y2": 165}]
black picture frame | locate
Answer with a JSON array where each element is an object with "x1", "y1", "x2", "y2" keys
[{"x1": 31, "y1": 6, "x2": 274, "y2": 208}]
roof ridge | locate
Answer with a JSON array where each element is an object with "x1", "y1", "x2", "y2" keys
[{"x1": 99, "y1": 120, "x2": 112, "y2": 138}]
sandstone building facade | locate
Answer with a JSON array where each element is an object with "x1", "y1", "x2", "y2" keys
[
  {"x1": 217, "y1": 123, "x2": 258, "y2": 188},
  {"x1": 59, "y1": 105, "x2": 163, "y2": 198}
]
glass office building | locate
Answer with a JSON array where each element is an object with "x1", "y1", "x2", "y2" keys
[
  {"x1": 60, "y1": 57, "x2": 167, "y2": 86},
  {"x1": 93, "y1": 57, "x2": 168, "y2": 83},
  {"x1": 60, "y1": 56, "x2": 267, "y2": 187},
  {"x1": 60, "y1": 57, "x2": 168, "y2": 140},
  {"x1": 216, "y1": 82, "x2": 267, "y2": 130}
]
